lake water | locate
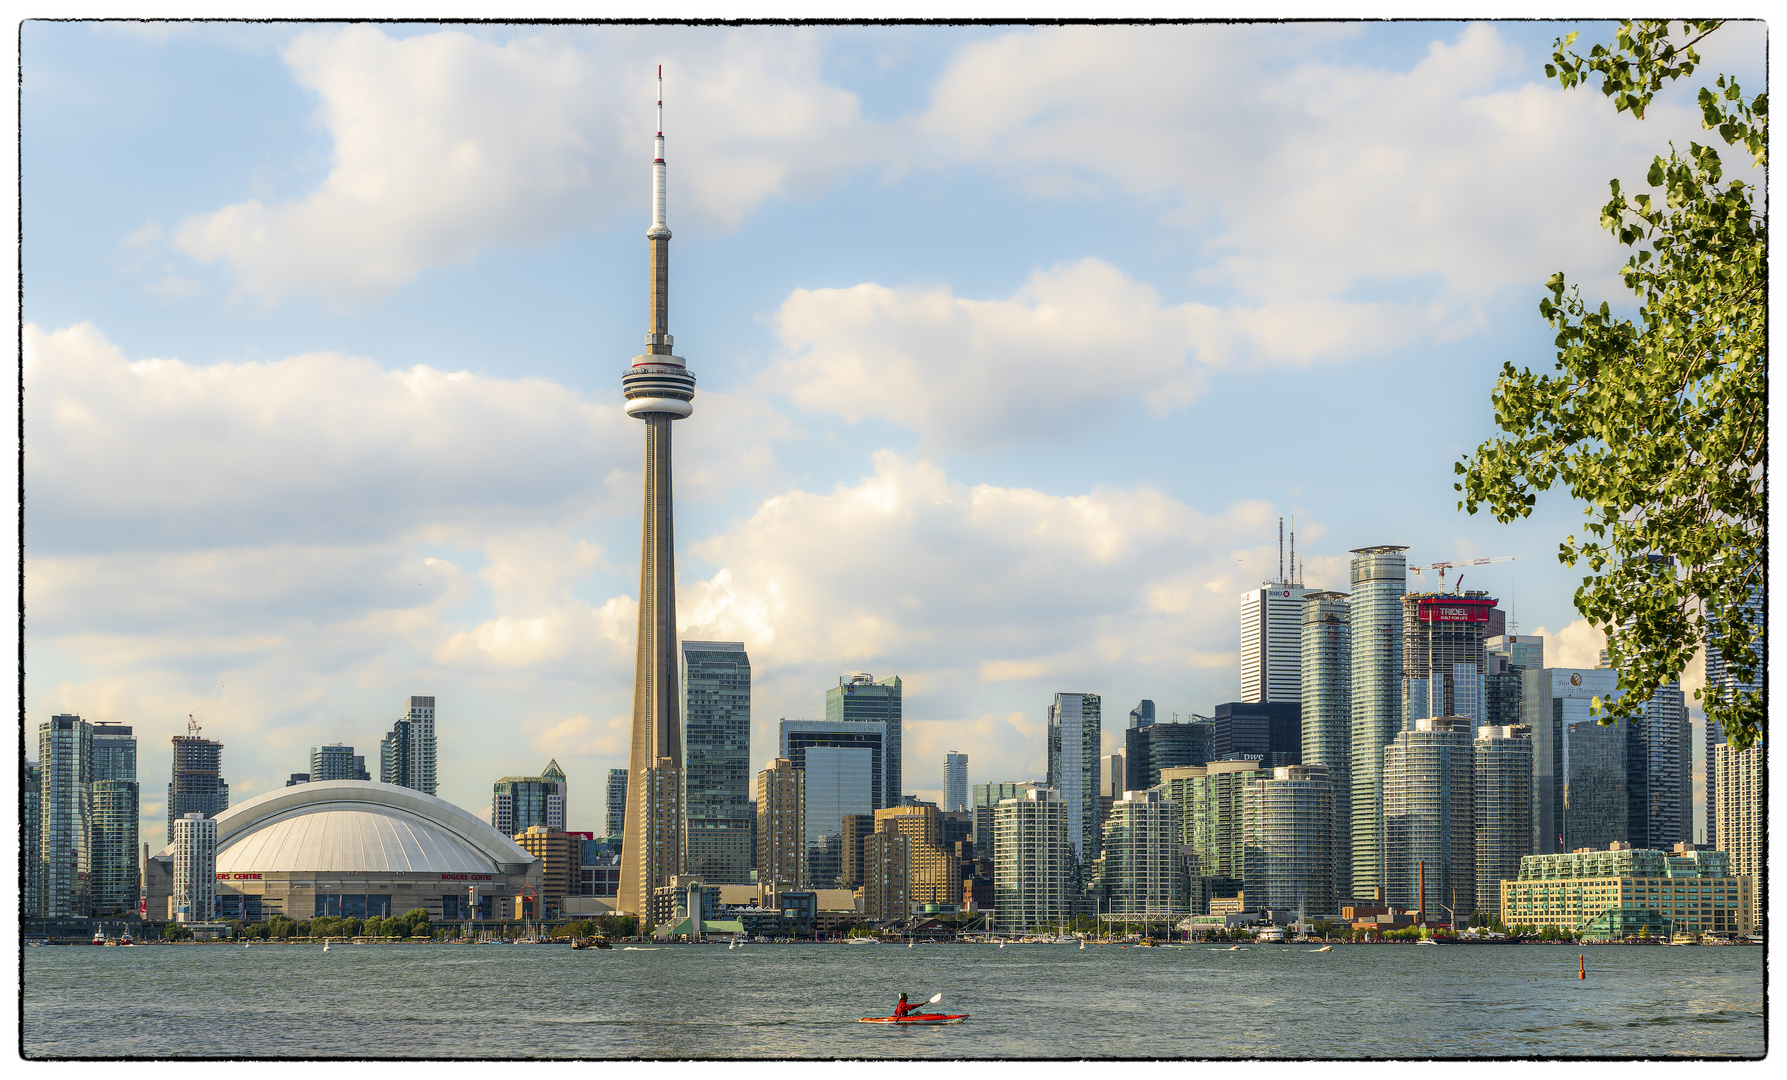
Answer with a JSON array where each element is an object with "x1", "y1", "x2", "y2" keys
[{"x1": 23, "y1": 941, "x2": 1765, "y2": 1059}]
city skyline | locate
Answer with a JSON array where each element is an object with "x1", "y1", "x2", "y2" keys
[{"x1": 21, "y1": 20, "x2": 1763, "y2": 836}]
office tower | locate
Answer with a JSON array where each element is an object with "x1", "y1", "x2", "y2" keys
[
  {"x1": 1212, "y1": 702, "x2": 1301, "y2": 768},
  {"x1": 492, "y1": 760, "x2": 568, "y2": 836},
  {"x1": 1300, "y1": 590, "x2": 1351, "y2": 900},
  {"x1": 826, "y1": 673, "x2": 903, "y2": 807},
  {"x1": 171, "y1": 812, "x2": 217, "y2": 922},
  {"x1": 1100, "y1": 788, "x2": 1185, "y2": 915},
  {"x1": 1103, "y1": 752, "x2": 1126, "y2": 797},
  {"x1": 606, "y1": 768, "x2": 628, "y2": 837},
  {"x1": 1402, "y1": 590, "x2": 1498, "y2": 730},
  {"x1": 168, "y1": 722, "x2": 227, "y2": 844},
  {"x1": 1243, "y1": 764, "x2": 1334, "y2": 917},
  {"x1": 682, "y1": 641, "x2": 753, "y2": 883},
  {"x1": 89, "y1": 722, "x2": 139, "y2": 918},
  {"x1": 1348, "y1": 544, "x2": 1407, "y2": 897},
  {"x1": 873, "y1": 804, "x2": 957, "y2": 906},
  {"x1": 1713, "y1": 739, "x2": 1763, "y2": 915},
  {"x1": 992, "y1": 787, "x2": 1070, "y2": 933},
  {"x1": 514, "y1": 825, "x2": 582, "y2": 915},
  {"x1": 23, "y1": 762, "x2": 42, "y2": 916},
  {"x1": 1241, "y1": 583, "x2": 1313, "y2": 703},
  {"x1": 1124, "y1": 715, "x2": 1215, "y2": 791},
  {"x1": 38, "y1": 716, "x2": 94, "y2": 918},
  {"x1": 756, "y1": 758, "x2": 805, "y2": 888},
  {"x1": 309, "y1": 744, "x2": 370, "y2": 782},
  {"x1": 783, "y1": 721, "x2": 887, "y2": 812},
  {"x1": 1047, "y1": 692, "x2": 1102, "y2": 870},
  {"x1": 1525, "y1": 668, "x2": 1626, "y2": 853},
  {"x1": 379, "y1": 697, "x2": 437, "y2": 795},
  {"x1": 780, "y1": 718, "x2": 885, "y2": 887},
  {"x1": 1474, "y1": 724, "x2": 1533, "y2": 917},
  {"x1": 1128, "y1": 699, "x2": 1156, "y2": 728},
  {"x1": 1383, "y1": 717, "x2": 1475, "y2": 918},
  {"x1": 618, "y1": 73, "x2": 697, "y2": 918},
  {"x1": 972, "y1": 781, "x2": 1036, "y2": 861},
  {"x1": 943, "y1": 751, "x2": 969, "y2": 813},
  {"x1": 1623, "y1": 680, "x2": 1689, "y2": 850},
  {"x1": 839, "y1": 813, "x2": 875, "y2": 889},
  {"x1": 1185, "y1": 759, "x2": 1263, "y2": 880},
  {"x1": 1485, "y1": 634, "x2": 1544, "y2": 728}
]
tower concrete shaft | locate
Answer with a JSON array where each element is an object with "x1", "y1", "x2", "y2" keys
[{"x1": 618, "y1": 67, "x2": 696, "y2": 920}]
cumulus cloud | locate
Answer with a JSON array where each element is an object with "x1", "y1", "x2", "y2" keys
[
  {"x1": 173, "y1": 26, "x2": 880, "y2": 302},
  {"x1": 769, "y1": 258, "x2": 1448, "y2": 449}
]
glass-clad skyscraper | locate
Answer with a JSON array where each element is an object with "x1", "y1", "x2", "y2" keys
[
  {"x1": 1348, "y1": 545, "x2": 1407, "y2": 897},
  {"x1": 605, "y1": 768, "x2": 628, "y2": 837},
  {"x1": 943, "y1": 751, "x2": 969, "y2": 813},
  {"x1": 682, "y1": 641, "x2": 754, "y2": 883},
  {"x1": 40, "y1": 715, "x2": 94, "y2": 918},
  {"x1": 1474, "y1": 724, "x2": 1532, "y2": 916},
  {"x1": 973, "y1": 781, "x2": 1037, "y2": 863},
  {"x1": 491, "y1": 761, "x2": 567, "y2": 836},
  {"x1": 1047, "y1": 692, "x2": 1102, "y2": 870},
  {"x1": 1242, "y1": 764, "x2": 1334, "y2": 916},
  {"x1": 90, "y1": 721, "x2": 139, "y2": 917},
  {"x1": 801, "y1": 745, "x2": 876, "y2": 888},
  {"x1": 1300, "y1": 590, "x2": 1350, "y2": 900},
  {"x1": 1124, "y1": 716, "x2": 1214, "y2": 791},
  {"x1": 1525, "y1": 668, "x2": 1626, "y2": 853},
  {"x1": 826, "y1": 674, "x2": 902, "y2": 807},
  {"x1": 1383, "y1": 717, "x2": 1475, "y2": 916},
  {"x1": 1099, "y1": 788, "x2": 1184, "y2": 915}
]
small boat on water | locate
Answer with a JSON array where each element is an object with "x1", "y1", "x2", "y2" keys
[
  {"x1": 1417, "y1": 938, "x2": 1439, "y2": 946},
  {"x1": 859, "y1": 1013, "x2": 969, "y2": 1026},
  {"x1": 323, "y1": 939, "x2": 331, "y2": 952},
  {"x1": 91, "y1": 929, "x2": 107, "y2": 945},
  {"x1": 1311, "y1": 945, "x2": 1333, "y2": 953},
  {"x1": 847, "y1": 937, "x2": 879, "y2": 945}
]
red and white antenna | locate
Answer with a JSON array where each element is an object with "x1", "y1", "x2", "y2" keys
[{"x1": 650, "y1": 65, "x2": 668, "y2": 238}]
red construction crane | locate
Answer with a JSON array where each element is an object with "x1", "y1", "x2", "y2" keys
[{"x1": 1409, "y1": 555, "x2": 1514, "y2": 594}]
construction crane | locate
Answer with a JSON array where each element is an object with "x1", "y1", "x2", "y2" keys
[{"x1": 1409, "y1": 555, "x2": 1515, "y2": 594}]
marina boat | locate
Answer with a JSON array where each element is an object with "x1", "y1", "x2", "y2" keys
[
  {"x1": 846, "y1": 937, "x2": 879, "y2": 945},
  {"x1": 91, "y1": 929, "x2": 107, "y2": 945},
  {"x1": 1256, "y1": 927, "x2": 1286, "y2": 943}
]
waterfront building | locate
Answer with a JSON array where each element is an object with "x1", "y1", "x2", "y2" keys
[
  {"x1": 168, "y1": 723, "x2": 228, "y2": 844},
  {"x1": 1125, "y1": 715, "x2": 1215, "y2": 791},
  {"x1": 681, "y1": 640, "x2": 753, "y2": 884},
  {"x1": 1348, "y1": 544, "x2": 1407, "y2": 897},
  {"x1": 1474, "y1": 724, "x2": 1533, "y2": 917},
  {"x1": 39, "y1": 715, "x2": 94, "y2": 918},
  {"x1": 491, "y1": 761, "x2": 568, "y2": 836},
  {"x1": 1401, "y1": 591, "x2": 1499, "y2": 730},
  {"x1": 992, "y1": 788, "x2": 1070, "y2": 933},
  {"x1": 1047, "y1": 692, "x2": 1103, "y2": 871},
  {"x1": 1484, "y1": 634, "x2": 1544, "y2": 729},
  {"x1": 606, "y1": 768, "x2": 628, "y2": 838},
  {"x1": 1712, "y1": 739, "x2": 1764, "y2": 918},
  {"x1": 147, "y1": 780, "x2": 538, "y2": 923},
  {"x1": 23, "y1": 762, "x2": 42, "y2": 916},
  {"x1": 1185, "y1": 759, "x2": 1263, "y2": 880},
  {"x1": 171, "y1": 812, "x2": 217, "y2": 922},
  {"x1": 755, "y1": 758, "x2": 805, "y2": 889},
  {"x1": 972, "y1": 781, "x2": 1036, "y2": 863},
  {"x1": 1099, "y1": 788, "x2": 1184, "y2": 916},
  {"x1": 514, "y1": 825, "x2": 581, "y2": 915},
  {"x1": 943, "y1": 751, "x2": 969, "y2": 813},
  {"x1": 1300, "y1": 590, "x2": 1351, "y2": 900},
  {"x1": 873, "y1": 805, "x2": 957, "y2": 906},
  {"x1": 89, "y1": 721, "x2": 139, "y2": 918},
  {"x1": 1500, "y1": 844, "x2": 1753, "y2": 937},
  {"x1": 379, "y1": 696, "x2": 438, "y2": 796},
  {"x1": 826, "y1": 674, "x2": 903, "y2": 807},
  {"x1": 1525, "y1": 668, "x2": 1626, "y2": 853},
  {"x1": 1241, "y1": 582, "x2": 1313, "y2": 703},
  {"x1": 309, "y1": 744, "x2": 370, "y2": 782},
  {"x1": 1212, "y1": 701, "x2": 1300, "y2": 768},
  {"x1": 1242, "y1": 764, "x2": 1334, "y2": 917},
  {"x1": 1382, "y1": 717, "x2": 1475, "y2": 918}
]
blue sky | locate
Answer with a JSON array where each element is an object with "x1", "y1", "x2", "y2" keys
[{"x1": 21, "y1": 19, "x2": 1765, "y2": 836}]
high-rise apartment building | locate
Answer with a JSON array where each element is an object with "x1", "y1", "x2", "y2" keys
[
  {"x1": 1525, "y1": 667, "x2": 1626, "y2": 854},
  {"x1": 1348, "y1": 544, "x2": 1408, "y2": 897},
  {"x1": 1212, "y1": 701, "x2": 1301, "y2": 768},
  {"x1": 1241, "y1": 583, "x2": 1313, "y2": 703},
  {"x1": 1383, "y1": 717, "x2": 1475, "y2": 917},
  {"x1": 89, "y1": 722, "x2": 140, "y2": 918},
  {"x1": 514, "y1": 825, "x2": 582, "y2": 916},
  {"x1": 1704, "y1": 585, "x2": 1762, "y2": 847},
  {"x1": 826, "y1": 674, "x2": 903, "y2": 807},
  {"x1": 972, "y1": 781, "x2": 1037, "y2": 862},
  {"x1": 873, "y1": 804, "x2": 957, "y2": 907},
  {"x1": 1401, "y1": 591, "x2": 1499, "y2": 731},
  {"x1": 605, "y1": 768, "x2": 628, "y2": 837},
  {"x1": 756, "y1": 758, "x2": 805, "y2": 889},
  {"x1": 943, "y1": 751, "x2": 969, "y2": 813},
  {"x1": 22, "y1": 762, "x2": 43, "y2": 916},
  {"x1": 1627, "y1": 680, "x2": 1690, "y2": 850},
  {"x1": 168, "y1": 725, "x2": 227, "y2": 844},
  {"x1": 1300, "y1": 590, "x2": 1350, "y2": 899},
  {"x1": 1099, "y1": 788, "x2": 1184, "y2": 916},
  {"x1": 379, "y1": 696, "x2": 438, "y2": 796},
  {"x1": 1124, "y1": 715, "x2": 1214, "y2": 791},
  {"x1": 492, "y1": 760, "x2": 568, "y2": 835},
  {"x1": 839, "y1": 812, "x2": 875, "y2": 889},
  {"x1": 171, "y1": 812, "x2": 217, "y2": 922},
  {"x1": 309, "y1": 744, "x2": 370, "y2": 782},
  {"x1": 39, "y1": 715, "x2": 94, "y2": 918},
  {"x1": 1184, "y1": 759, "x2": 1263, "y2": 880},
  {"x1": 682, "y1": 641, "x2": 754, "y2": 883},
  {"x1": 1047, "y1": 692, "x2": 1102, "y2": 871},
  {"x1": 992, "y1": 787, "x2": 1070, "y2": 933},
  {"x1": 1473, "y1": 724, "x2": 1533, "y2": 917},
  {"x1": 1243, "y1": 764, "x2": 1334, "y2": 916},
  {"x1": 1713, "y1": 739, "x2": 1764, "y2": 917}
]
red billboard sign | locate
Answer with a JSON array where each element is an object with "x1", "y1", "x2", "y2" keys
[{"x1": 1417, "y1": 600, "x2": 1493, "y2": 622}]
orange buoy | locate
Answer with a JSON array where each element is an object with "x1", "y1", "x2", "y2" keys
[{"x1": 1579, "y1": 954, "x2": 1585, "y2": 979}]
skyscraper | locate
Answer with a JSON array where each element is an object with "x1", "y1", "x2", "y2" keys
[
  {"x1": 39, "y1": 715, "x2": 94, "y2": 918},
  {"x1": 943, "y1": 751, "x2": 969, "y2": 813},
  {"x1": 1474, "y1": 724, "x2": 1532, "y2": 917},
  {"x1": 1525, "y1": 668, "x2": 1626, "y2": 854},
  {"x1": 826, "y1": 673, "x2": 903, "y2": 807},
  {"x1": 992, "y1": 787, "x2": 1070, "y2": 933},
  {"x1": 1402, "y1": 590, "x2": 1499, "y2": 730},
  {"x1": 1625, "y1": 680, "x2": 1689, "y2": 850},
  {"x1": 1128, "y1": 700, "x2": 1156, "y2": 728},
  {"x1": 378, "y1": 697, "x2": 437, "y2": 795},
  {"x1": 168, "y1": 721, "x2": 228, "y2": 844},
  {"x1": 309, "y1": 744, "x2": 370, "y2": 782},
  {"x1": 1241, "y1": 582, "x2": 1313, "y2": 703},
  {"x1": 1348, "y1": 544, "x2": 1407, "y2": 897},
  {"x1": 756, "y1": 758, "x2": 805, "y2": 888},
  {"x1": 1383, "y1": 717, "x2": 1475, "y2": 918},
  {"x1": 1047, "y1": 692, "x2": 1102, "y2": 870},
  {"x1": 171, "y1": 812, "x2": 217, "y2": 922},
  {"x1": 972, "y1": 780, "x2": 1037, "y2": 860},
  {"x1": 1243, "y1": 764, "x2": 1334, "y2": 917},
  {"x1": 90, "y1": 722, "x2": 140, "y2": 918},
  {"x1": 1123, "y1": 715, "x2": 1214, "y2": 791},
  {"x1": 491, "y1": 761, "x2": 567, "y2": 835},
  {"x1": 1099, "y1": 788, "x2": 1184, "y2": 916},
  {"x1": 1712, "y1": 738, "x2": 1764, "y2": 917},
  {"x1": 1485, "y1": 634, "x2": 1544, "y2": 728},
  {"x1": 618, "y1": 71, "x2": 698, "y2": 919},
  {"x1": 1212, "y1": 701, "x2": 1301, "y2": 767},
  {"x1": 1183, "y1": 758, "x2": 1263, "y2": 881},
  {"x1": 682, "y1": 641, "x2": 753, "y2": 883},
  {"x1": 605, "y1": 768, "x2": 628, "y2": 837},
  {"x1": 1704, "y1": 584, "x2": 1762, "y2": 846},
  {"x1": 22, "y1": 762, "x2": 42, "y2": 916},
  {"x1": 1300, "y1": 590, "x2": 1350, "y2": 899}
]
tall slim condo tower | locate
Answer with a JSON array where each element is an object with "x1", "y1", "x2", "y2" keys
[{"x1": 619, "y1": 68, "x2": 696, "y2": 919}]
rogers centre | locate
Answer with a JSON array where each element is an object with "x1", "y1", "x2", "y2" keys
[{"x1": 146, "y1": 780, "x2": 539, "y2": 923}]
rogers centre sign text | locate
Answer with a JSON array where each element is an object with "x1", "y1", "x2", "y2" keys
[{"x1": 440, "y1": 873, "x2": 493, "y2": 881}]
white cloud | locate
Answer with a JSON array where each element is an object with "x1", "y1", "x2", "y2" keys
[
  {"x1": 1531, "y1": 617, "x2": 1607, "y2": 670},
  {"x1": 173, "y1": 26, "x2": 881, "y2": 303}
]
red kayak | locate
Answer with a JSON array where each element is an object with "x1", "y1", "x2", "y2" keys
[{"x1": 859, "y1": 1013, "x2": 969, "y2": 1025}]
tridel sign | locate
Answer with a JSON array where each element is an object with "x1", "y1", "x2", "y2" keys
[{"x1": 1417, "y1": 599, "x2": 1493, "y2": 622}]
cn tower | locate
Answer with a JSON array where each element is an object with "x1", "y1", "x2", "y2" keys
[{"x1": 618, "y1": 66, "x2": 695, "y2": 920}]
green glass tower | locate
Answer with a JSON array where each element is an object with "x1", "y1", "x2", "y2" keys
[{"x1": 826, "y1": 674, "x2": 902, "y2": 807}]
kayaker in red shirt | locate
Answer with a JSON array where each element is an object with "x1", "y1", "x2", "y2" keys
[{"x1": 893, "y1": 993, "x2": 916, "y2": 1018}]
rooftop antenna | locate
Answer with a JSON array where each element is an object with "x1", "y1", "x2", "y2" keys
[
  {"x1": 1289, "y1": 516, "x2": 1296, "y2": 586},
  {"x1": 1278, "y1": 517, "x2": 1284, "y2": 583}
]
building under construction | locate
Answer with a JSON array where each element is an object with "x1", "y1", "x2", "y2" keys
[{"x1": 1400, "y1": 591, "x2": 1505, "y2": 727}]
